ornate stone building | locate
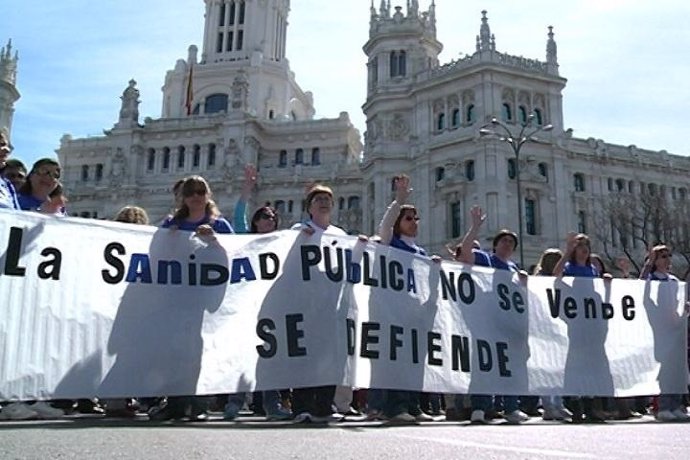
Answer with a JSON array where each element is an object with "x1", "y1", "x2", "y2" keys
[
  {"x1": 360, "y1": 2, "x2": 689, "y2": 269},
  {"x1": 54, "y1": 1, "x2": 689, "y2": 269},
  {"x1": 57, "y1": 0, "x2": 364, "y2": 232}
]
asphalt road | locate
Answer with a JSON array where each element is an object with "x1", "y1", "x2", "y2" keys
[{"x1": 0, "y1": 414, "x2": 687, "y2": 460}]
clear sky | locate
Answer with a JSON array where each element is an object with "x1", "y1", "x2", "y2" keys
[{"x1": 4, "y1": 0, "x2": 690, "y2": 169}]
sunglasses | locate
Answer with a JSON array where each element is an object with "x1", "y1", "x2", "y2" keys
[
  {"x1": 183, "y1": 188, "x2": 207, "y2": 197},
  {"x1": 35, "y1": 169, "x2": 61, "y2": 179},
  {"x1": 404, "y1": 216, "x2": 420, "y2": 222},
  {"x1": 658, "y1": 253, "x2": 672, "y2": 259},
  {"x1": 258, "y1": 212, "x2": 276, "y2": 221}
]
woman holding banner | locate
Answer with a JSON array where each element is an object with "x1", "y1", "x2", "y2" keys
[
  {"x1": 223, "y1": 164, "x2": 292, "y2": 422},
  {"x1": 639, "y1": 244, "x2": 690, "y2": 422},
  {"x1": 150, "y1": 175, "x2": 234, "y2": 422},
  {"x1": 376, "y1": 174, "x2": 436, "y2": 423}
]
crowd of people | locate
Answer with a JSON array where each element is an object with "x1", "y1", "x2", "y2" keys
[{"x1": 1, "y1": 130, "x2": 689, "y2": 424}]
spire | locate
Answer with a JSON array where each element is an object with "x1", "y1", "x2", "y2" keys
[
  {"x1": 478, "y1": 10, "x2": 493, "y2": 52},
  {"x1": 546, "y1": 26, "x2": 559, "y2": 74},
  {"x1": 0, "y1": 39, "x2": 19, "y2": 86},
  {"x1": 379, "y1": 0, "x2": 389, "y2": 18},
  {"x1": 370, "y1": 0, "x2": 377, "y2": 19},
  {"x1": 408, "y1": 0, "x2": 419, "y2": 17}
]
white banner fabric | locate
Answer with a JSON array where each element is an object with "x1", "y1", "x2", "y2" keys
[{"x1": 0, "y1": 209, "x2": 687, "y2": 400}]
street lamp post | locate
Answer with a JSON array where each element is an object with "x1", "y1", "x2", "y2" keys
[{"x1": 479, "y1": 114, "x2": 553, "y2": 268}]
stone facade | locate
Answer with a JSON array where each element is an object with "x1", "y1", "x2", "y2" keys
[{"x1": 52, "y1": 1, "x2": 689, "y2": 270}]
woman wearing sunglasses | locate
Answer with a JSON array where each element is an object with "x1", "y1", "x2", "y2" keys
[
  {"x1": 161, "y1": 175, "x2": 233, "y2": 235},
  {"x1": 223, "y1": 164, "x2": 292, "y2": 422},
  {"x1": 375, "y1": 174, "x2": 436, "y2": 423},
  {"x1": 17, "y1": 158, "x2": 63, "y2": 213},
  {"x1": 152, "y1": 175, "x2": 233, "y2": 422},
  {"x1": 640, "y1": 244, "x2": 690, "y2": 422}
]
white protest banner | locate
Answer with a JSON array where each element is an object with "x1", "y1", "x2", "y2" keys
[{"x1": 0, "y1": 209, "x2": 687, "y2": 400}]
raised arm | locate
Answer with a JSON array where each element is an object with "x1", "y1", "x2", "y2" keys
[
  {"x1": 457, "y1": 205, "x2": 485, "y2": 265},
  {"x1": 233, "y1": 164, "x2": 257, "y2": 233},
  {"x1": 377, "y1": 175, "x2": 411, "y2": 245},
  {"x1": 553, "y1": 232, "x2": 577, "y2": 277}
]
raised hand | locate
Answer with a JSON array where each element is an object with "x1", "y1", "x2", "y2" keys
[
  {"x1": 394, "y1": 175, "x2": 411, "y2": 204},
  {"x1": 469, "y1": 205, "x2": 486, "y2": 230},
  {"x1": 241, "y1": 164, "x2": 258, "y2": 199}
]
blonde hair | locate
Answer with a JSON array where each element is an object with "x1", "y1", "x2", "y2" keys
[
  {"x1": 171, "y1": 175, "x2": 220, "y2": 222},
  {"x1": 534, "y1": 248, "x2": 563, "y2": 275},
  {"x1": 114, "y1": 206, "x2": 149, "y2": 225}
]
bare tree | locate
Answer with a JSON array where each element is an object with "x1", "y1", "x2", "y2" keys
[{"x1": 592, "y1": 187, "x2": 690, "y2": 278}]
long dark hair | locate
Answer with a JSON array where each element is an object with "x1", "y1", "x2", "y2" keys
[
  {"x1": 19, "y1": 158, "x2": 61, "y2": 196},
  {"x1": 392, "y1": 205, "x2": 417, "y2": 237},
  {"x1": 250, "y1": 205, "x2": 279, "y2": 233}
]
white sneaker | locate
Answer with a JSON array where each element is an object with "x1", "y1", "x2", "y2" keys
[
  {"x1": 389, "y1": 412, "x2": 416, "y2": 423},
  {"x1": 655, "y1": 410, "x2": 677, "y2": 422},
  {"x1": 671, "y1": 408, "x2": 690, "y2": 420},
  {"x1": 414, "y1": 412, "x2": 434, "y2": 422},
  {"x1": 30, "y1": 402, "x2": 65, "y2": 419},
  {"x1": 0, "y1": 402, "x2": 39, "y2": 420},
  {"x1": 470, "y1": 409, "x2": 487, "y2": 424},
  {"x1": 542, "y1": 407, "x2": 565, "y2": 421},
  {"x1": 504, "y1": 409, "x2": 529, "y2": 424},
  {"x1": 293, "y1": 412, "x2": 312, "y2": 423}
]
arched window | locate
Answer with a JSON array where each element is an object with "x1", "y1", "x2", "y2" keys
[
  {"x1": 177, "y1": 146, "x2": 186, "y2": 169},
  {"x1": 518, "y1": 106, "x2": 528, "y2": 125},
  {"x1": 437, "y1": 113, "x2": 445, "y2": 131},
  {"x1": 81, "y1": 165, "x2": 89, "y2": 182},
  {"x1": 538, "y1": 162, "x2": 548, "y2": 180},
  {"x1": 533, "y1": 108, "x2": 543, "y2": 126},
  {"x1": 311, "y1": 147, "x2": 320, "y2": 165},
  {"x1": 147, "y1": 148, "x2": 155, "y2": 171},
  {"x1": 95, "y1": 164, "x2": 103, "y2": 181},
  {"x1": 616, "y1": 179, "x2": 625, "y2": 191},
  {"x1": 502, "y1": 103, "x2": 513, "y2": 122},
  {"x1": 197, "y1": 144, "x2": 207, "y2": 168},
  {"x1": 525, "y1": 199, "x2": 537, "y2": 235},
  {"x1": 279, "y1": 150, "x2": 287, "y2": 167},
  {"x1": 238, "y1": 0, "x2": 246, "y2": 24},
  {"x1": 507, "y1": 158, "x2": 517, "y2": 179},
  {"x1": 389, "y1": 50, "x2": 406, "y2": 77},
  {"x1": 607, "y1": 178, "x2": 613, "y2": 191},
  {"x1": 451, "y1": 108, "x2": 460, "y2": 128},
  {"x1": 348, "y1": 196, "x2": 360, "y2": 210},
  {"x1": 450, "y1": 202, "x2": 462, "y2": 238},
  {"x1": 204, "y1": 93, "x2": 228, "y2": 114},
  {"x1": 338, "y1": 197, "x2": 345, "y2": 210},
  {"x1": 435, "y1": 166, "x2": 445, "y2": 182},
  {"x1": 207, "y1": 144, "x2": 215, "y2": 167},
  {"x1": 466, "y1": 104, "x2": 476, "y2": 124},
  {"x1": 275, "y1": 200, "x2": 286, "y2": 214},
  {"x1": 574, "y1": 173, "x2": 585, "y2": 192},
  {"x1": 162, "y1": 147, "x2": 171, "y2": 170},
  {"x1": 465, "y1": 160, "x2": 475, "y2": 181},
  {"x1": 295, "y1": 148, "x2": 304, "y2": 165}
]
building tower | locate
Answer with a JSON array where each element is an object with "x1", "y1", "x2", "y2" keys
[
  {"x1": 161, "y1": 0, "x2": 314, "y2": 122},
  {"x1": 361, "y1": 1, "x2": 443, "y2": 234},
  {"x1": 0, "y1": 39, "x2": 20, "y2": 137}
]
